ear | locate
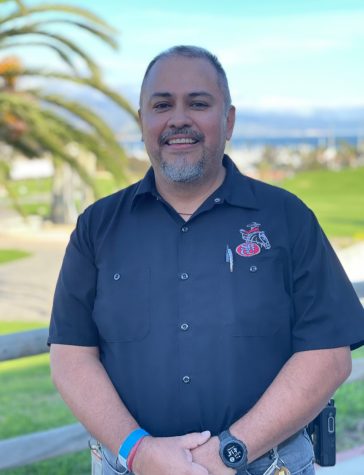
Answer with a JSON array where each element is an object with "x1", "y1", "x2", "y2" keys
[
  {"x1": 225, "y1": 105, "x2": 236, "y2": 141},
  {"x1": 138, "y1": 109, "x2": 144, "y2": 141}
]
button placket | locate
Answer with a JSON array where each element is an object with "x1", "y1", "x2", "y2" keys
[{"x1": 178, "y1": 217, "x2": 194, "y2": 391}]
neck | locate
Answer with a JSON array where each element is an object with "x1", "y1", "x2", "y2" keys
[{"x1": 154, "y1": 165, "x2": 226, "y2": 218}]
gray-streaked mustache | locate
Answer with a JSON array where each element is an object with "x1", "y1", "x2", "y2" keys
[{"x1": 159, "y1": 128, "x2": 204, "y2": 145}]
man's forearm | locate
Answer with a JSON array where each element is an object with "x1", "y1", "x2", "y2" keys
[
  {"x1": 192, "y1": 347, "x2": 351, "y2": 473},
  {"x1": 229, "y1": 347, "x2": 351, "y2": 462},
  {"x1": 50, "y1": 344, "x2": 212, "y2": 475},
  {"x1": 50, "y1": 344, "x2": 138, "y2": 455}
]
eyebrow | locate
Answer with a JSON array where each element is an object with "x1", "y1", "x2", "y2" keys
[{"x1": 150, "y1": 91, "x2": 215, "y2": 100}]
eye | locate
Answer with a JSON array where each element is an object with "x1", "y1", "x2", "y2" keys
[
  {"x1": 190, "y1": 102, "x2": 209, "y2": 110},
  {"x1": 152, "y1": 102, "x2": 171, "y2": 111}
]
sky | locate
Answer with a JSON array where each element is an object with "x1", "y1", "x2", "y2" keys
[{"x1": 7, "y1": 0, "x2": 364, "y2": 112}]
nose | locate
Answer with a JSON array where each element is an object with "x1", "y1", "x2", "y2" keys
[{"x1": 166, "y1": 104, "x2": 192, "y2": 129}]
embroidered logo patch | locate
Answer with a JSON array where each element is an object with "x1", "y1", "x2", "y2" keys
[{"x1": 236, "y1": 222, "x2": 271, "y2": 257}]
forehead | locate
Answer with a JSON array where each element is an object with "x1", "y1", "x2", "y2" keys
[{"x1": 141, "y1": 56, "x2": 222, "y2": 102}]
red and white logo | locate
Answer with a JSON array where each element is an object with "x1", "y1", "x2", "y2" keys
[{"x1": 236, "y1": 222, "x2": 271, "y2": 257}]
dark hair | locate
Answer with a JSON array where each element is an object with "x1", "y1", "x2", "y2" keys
[{"x1": 140, "y1": 45, "x2": 232, "y2": 111}]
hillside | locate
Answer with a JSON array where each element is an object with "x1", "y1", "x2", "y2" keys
[{"x1": 278, "y1": 166, "x2": 364, "y2": 240}]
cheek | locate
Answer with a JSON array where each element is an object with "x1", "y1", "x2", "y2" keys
[
  {"x1": 204, "y1": 123, "x2": 226, "y2": 144},
  {"x1": 198, "y1": 114, "x2": 227, "y2": 139},
  {"x1": 142, "y1": 118, "x2": 164, "y2": 143}
]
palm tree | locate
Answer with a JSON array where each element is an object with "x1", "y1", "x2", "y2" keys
[{"x1": 0, "y1": 0, "x2": 139, "y2": 222}]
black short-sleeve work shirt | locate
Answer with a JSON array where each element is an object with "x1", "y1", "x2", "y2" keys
[{"x1": 49, "y1": 155, "x2": 364, "y2": 437}]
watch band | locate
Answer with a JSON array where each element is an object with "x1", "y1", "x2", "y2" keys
[
  {"x1": 219, "y1": 429, "x2": 248, "y2": 472},
  {"x1": 219, "y1": 430, "x2": 232, "y2": 442}
]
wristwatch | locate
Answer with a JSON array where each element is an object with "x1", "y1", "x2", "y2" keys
[{"x1": 218, "y1": 430, "x2": 248, "y2": 473}]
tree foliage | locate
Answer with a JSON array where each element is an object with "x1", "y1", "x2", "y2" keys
[{"x1": 0, "y1": 0, "x2": 138, "y2": 221}]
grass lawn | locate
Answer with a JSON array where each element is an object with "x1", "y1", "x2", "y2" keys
[
  {"x1": 279, "y1": 166, "x2": 364, "y2": 240},
  {"x1": 335, "y1": 347, "x2": 364, "y2": 450},
  {"x1": 0, "y1": 322, "x2": 363, "y2": 473},
  {"x1": 0, "y1": 321, "x2": 90, "y2": 475},
  {"x1": 0, "y1": 321, "x2": 47, "y2": 334},
  {"x1": 1, "y1": 163, "x2": 148, "y2": 222},
  {"x1": 0, "y1": 249, "x2": 32, "y2": 265},
  {"x1": 1, "y1": 176, "x2": 121, "y2": 221}
]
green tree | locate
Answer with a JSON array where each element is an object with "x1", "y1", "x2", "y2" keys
[{"x1": 0, "y1": 0, "x2": 138, "y2": 222}]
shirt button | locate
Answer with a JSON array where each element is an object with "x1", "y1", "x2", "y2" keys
[
  {"x1": 180, "y1": 323, "x2": 189, "y2": 331},
  {"x1": 182, "y1": 376, "x2": 191, "y2": 384},
  {"x1": 181, "y1": 226, "x2": 189, "y2": 233},
  {"x1": 180, "y1": 273, "x2": 189, "y2": 280},
  {"x1": 249, "y1": 266, "x2": 258, "y2": 273},
  {"x1": 214, "y1": 197, "x2": 221, "y2": 203},
  {"x1": 113, "y1": 273, "x2": 121, "y2": 280}
]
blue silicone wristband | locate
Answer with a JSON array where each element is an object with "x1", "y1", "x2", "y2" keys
[{"x1": 118, "y1": 428, "x2": 150, "y2": 468}]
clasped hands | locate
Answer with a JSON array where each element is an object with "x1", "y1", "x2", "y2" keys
[{"x1": 132, "y1": 431, "x2": 236, "y2": 475}]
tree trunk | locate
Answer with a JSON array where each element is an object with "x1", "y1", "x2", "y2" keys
[
  {"x1": 50, "y1": 161, "x2": 78, "y2": 224},
  {"x1": 50, "y1": 148, "x2": 96, "y2": 224}
]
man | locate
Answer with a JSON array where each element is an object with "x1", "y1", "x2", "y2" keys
[{"x1": 49, "y1": 46, "x2": 364, "y2": 475}]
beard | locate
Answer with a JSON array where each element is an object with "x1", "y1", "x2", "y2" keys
[
  {"x1": 155, "y1": 127, "x2": 206, "y2": 183},
  {"x1": 148, "y1": 127, "x2": 226, "y2": 183},
  {"x1": 160, "y1": 154, "x2": 205, "y2": 183}
]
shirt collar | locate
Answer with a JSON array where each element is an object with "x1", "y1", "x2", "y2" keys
[
  {"x1": 219, "y1": 155, "x2": 260, "y2": 210},
  {"x1": 132, "y1": 166, "x2": 156, "y2": 198},
  {"x1": 131, "y1": 154, "x2": 260, "y2": 211}
]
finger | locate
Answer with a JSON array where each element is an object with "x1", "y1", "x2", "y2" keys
[
  {"x1": 191, "y1": 462, "x2": 210, "y2": 474},
  {"x1": 180, "y1": 431, "x2": 211, "y2": 449},
  {"x1": 184, "y1": 448, "x2": 192, "y2": 462}
]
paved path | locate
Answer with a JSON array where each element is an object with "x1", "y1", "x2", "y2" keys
[
  {"x1": 0, "y1": 225, "x2": 70, "y2": 322},
  {"x1": 335, "y1": 241, "x2": 364, "y2": 305},
  {"x1": 316, "y1": 444, "x2": 364, "y2": 473}
]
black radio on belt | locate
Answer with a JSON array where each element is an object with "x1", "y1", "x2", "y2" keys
[{"x1": 307, "y1": 399, "x2": 336, "y2": 466}]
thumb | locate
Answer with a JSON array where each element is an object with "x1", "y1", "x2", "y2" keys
[{"x1": 180, "y1": 430, "x2": 211, "y2": 449}]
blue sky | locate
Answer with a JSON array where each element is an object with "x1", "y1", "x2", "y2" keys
[{"x1": 13, "y1": 0, "x2": 364, "y2": 111}]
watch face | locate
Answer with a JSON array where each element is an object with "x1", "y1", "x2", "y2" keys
[{"x1": 223, "y1": 442, "x2": 244, "y2": 464}]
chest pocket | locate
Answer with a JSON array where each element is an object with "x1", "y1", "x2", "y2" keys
[
  {"x1": 222, "y1": 250, "x2": 290, "y2": 336},
  {"x1": 93, "y1": 267, "x2": 150, "y2": 342}
]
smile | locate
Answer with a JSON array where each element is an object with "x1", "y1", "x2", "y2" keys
[
  {"x1": 159, "y1": 128, "x2": 204, "y2": 146},
  {"x1": 166, "y1": 137, "x2": 198, "y2": 145}
]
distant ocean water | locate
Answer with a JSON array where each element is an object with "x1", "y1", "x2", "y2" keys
[
  {"x1": 230, "y1": 135, "x2": 360, "y2": 148},
  {"x1": 123, "y1": 136, "x2": 361, "y2": 153}
]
